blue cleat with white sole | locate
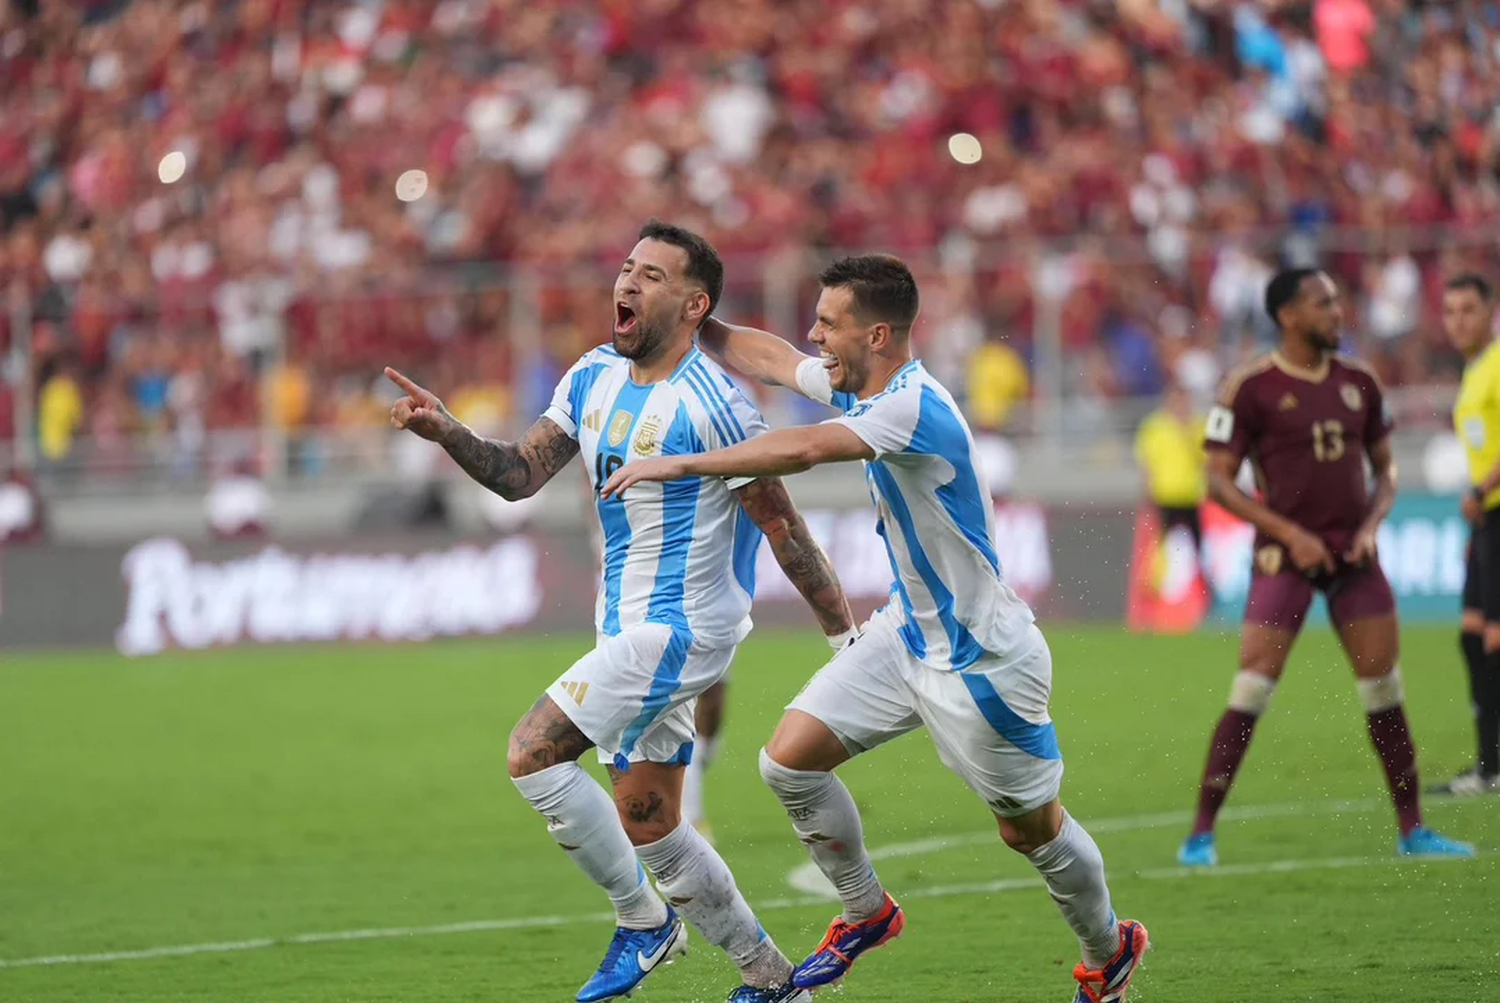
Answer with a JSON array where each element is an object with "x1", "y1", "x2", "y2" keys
[
  {"x1": 1176, "y1": 832, "x2": 1217, "y2": 867},
  {"x1": 1073, "y1": 919, "x2": 1150, "y2": 1003},
  {"x1": 575, "y1": 907, "x2": 688, "y2": 1002},
  {"x1": 1398, "y1": 827, "x2": 1475, "y2": 859},
  {"x1": 725, "y1": 982, "x2": 812, "y2": 1002}
]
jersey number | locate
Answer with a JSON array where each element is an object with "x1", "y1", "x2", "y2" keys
[
  {"x1": 1311, "y1": 420, "x2": 1345, "y2": 462},
  {"x1": 595, "y1": 452, "x2": 623, "y2": 491}
]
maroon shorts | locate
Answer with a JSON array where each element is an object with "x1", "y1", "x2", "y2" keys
[{"x1": 1244, "y1": 561, "x2": 1396, "y2": 632}]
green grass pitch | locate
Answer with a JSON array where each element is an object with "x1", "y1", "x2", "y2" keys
[{"x1": 2, "y1": 625, "x2": 1496, "y2": 1002}]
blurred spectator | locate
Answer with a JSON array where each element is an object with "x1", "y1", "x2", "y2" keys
[
  {"x1": 36, "y1": 357, "x2": 83, "y2": 464},
  {"x1": 0, "y1": 0, "x2": 1494, "y2": 489},
  {"x1": 967, "y1": 333, "x2": 1030, "y2": 432}
]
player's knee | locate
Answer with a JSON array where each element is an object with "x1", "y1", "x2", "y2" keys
[
  {"x1": 617, "y1": 798, "x2": 682, "y2": 846},
  {"x1": 1357, "y1": 667, "x2": 1404, "y2": 714},
  {"x1": 1226, "y1": 671, "x2": 1277, "y2": 716},
  {"x1": 996, "y1": 801, "x2": 1063, "y2": 855},
  {"x1": 759, "y1": 746, "x2": 814, "y2": 797},
  {"x1": 505, "y1": 728, "x2": 537, "y2": 780}
]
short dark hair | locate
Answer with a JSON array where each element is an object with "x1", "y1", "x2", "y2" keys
[
  {"x1": 1446, "y1": 273, "x2": 1494, "y2": 302},
  {"x1": 638, "y1": 219, "x2": 724, "y2": 317},
  {"x1": 1264, "y1": 267, "x2": 1323, "y2": 328},
  {"x1": 818, "y1": 254, "x2": 920, "y2": 330}
]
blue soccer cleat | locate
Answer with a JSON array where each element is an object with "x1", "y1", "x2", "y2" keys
[
  {"x1": 1176, "y1": 831, "x2": 1217, "y2": 867},
  {"x1": 1073, "y1": 919, "x2": 1150, "y2": 1003},
  {"x1": 1398, "y1": 827, "x2": 1475, "y2": 859},
  {"x1": 575, "y1": 907, "x2": 688, "y2": 1002},
  {"x1": 725, "y1": 982, "x2": 812, "y2": 1002},
  {"x1": 791, "y1": 891, "x2": 905, "y2": 989}
]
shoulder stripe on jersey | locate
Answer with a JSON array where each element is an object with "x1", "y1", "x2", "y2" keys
[
  {"x1": 667, "y1": 347, "x2": 702, "y2": 382},
  {"x1": 693, "y1": 363, "x2": 747, "y2": 441},
  {"x1": 680, "y1": 369, "x2": 733, "y2": 446},
  {"x1": 1216, "y1": 355, "x2": 1276, "y2": 406},
  {"x1": 1335, "y1": 354, "x2": 1387, "y2": 390},
  {"x1": 682, "y1": 366, "x2": 741, "y2": 445},
  {"x1": 595, "y1": 344, "x2": 622, "y2": 358}
]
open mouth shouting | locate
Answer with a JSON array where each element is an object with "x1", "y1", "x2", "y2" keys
[{"x1": 614, "y1": 300, "x2": 639, "y2": 337}]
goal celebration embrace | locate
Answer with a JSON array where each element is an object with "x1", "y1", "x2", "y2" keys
[{"x1": 9, "y1": 8, "x2": 1500, "y2": 1003}]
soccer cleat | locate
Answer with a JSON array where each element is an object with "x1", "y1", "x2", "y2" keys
[
  {"x1": 1072, "y1": 919, "x2": 1150, "y2": 1003},
  {"x1": 1397, "y1": 827, "x2": 1476, "y2": 859},
  {"x1": 791, "y1": 891, "x2": 905, "y2": 989},
  {"x1": 575, "y1": 907, "x2": 687, "y2": 1002},
  {"x1": 1175, "y1": 832, "x2": 1217, "y2": 867},
  {"x1": 1427, "y1": 767, "x2": 1500, "y2": 797},
  {"x1": 725, "y1": 982, "x2": 812, "y2": 1002}
]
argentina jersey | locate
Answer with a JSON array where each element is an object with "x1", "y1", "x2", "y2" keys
[
  {"x1": 544, "y1": 344, "x2": 767, "y2": 649},
  {"x1": 798, "y1": 359, "x2": 1038, "y2": 671}
]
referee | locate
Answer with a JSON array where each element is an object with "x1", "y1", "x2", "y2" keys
[
  {"x1": 1134, "y1": 381, "x2": 1207, "y2": 577},
  {"x1": 1442, "y1": 273, "x2": 1500, "y2": 795}
]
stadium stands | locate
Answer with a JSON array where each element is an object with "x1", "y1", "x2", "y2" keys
[{"x1": 1, "y1": 0, "x2": 1498, "y2": 482}]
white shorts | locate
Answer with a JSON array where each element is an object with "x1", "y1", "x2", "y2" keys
[
  {"x1": 788, "y1": 605, "x2": 1064, "y2": 817},
  {"x1": 548, "y1": 623, "x2": 734, "y2": 770}
]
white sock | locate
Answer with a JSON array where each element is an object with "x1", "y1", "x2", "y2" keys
[
  {"x1": 513, "y1": 762, "x2": 668, "y2": 930},
  {"x1": 636, "y1": 821, "x2": 792, "y2": 988},
  {"x1": 1025, "y1": 811, "x2": 1120, "y2": 968},
  {"x1": 758, "y1": 748, "x2": 886, "y2": 923},
  {"x1": 682, "y1": 736, "x2": 718, "y2": 828}
]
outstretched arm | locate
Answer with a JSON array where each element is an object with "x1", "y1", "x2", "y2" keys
[
  {"x1": 599, "y1": 423, "x2": 873, "y2": 498},
  {"x1": 735, "y1": 477, "x2": 855, "y2": 640},
  {"x1": 387, "y1": 367, "x2": 578, "y2": 501},
  {"x1": 699, "y1": 317, "x2": 813, "y2": 389}
]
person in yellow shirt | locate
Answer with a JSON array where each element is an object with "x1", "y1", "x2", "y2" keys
[
  {"x1": 1135, "y1": 381, "x2": 1207, "y2": 553},
  {"x1": 37, "y1": 360, "x2": 83, "y2": 463},
  {"x1": 966, "y1": 337, "x2": 1030, "y2": 431},
  {"x1": 1442, "y1": 272, "x2": 1500, "y2": 796}
]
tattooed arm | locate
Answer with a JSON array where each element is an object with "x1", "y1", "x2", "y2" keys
[
  {"x1": 386, "y1": 366, "x2": 578, "y2": 501},
  {"x1": 734, "y1": 477, "x2": 855, "y2": 639}
]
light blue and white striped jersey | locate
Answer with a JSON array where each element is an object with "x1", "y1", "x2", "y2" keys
[
  {"x1": 544, "y1": 344, "x2": 767, "y2": 649},
  {"x1": 796, "y1": 358, "x2": 1038, "y2": 671}
]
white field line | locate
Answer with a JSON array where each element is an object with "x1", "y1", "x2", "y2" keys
[
  {"x1": 0, "y1": 798, "x2": 1474, "y2": 971},
  {"x1": 786, "y1": 795, "x2": 1385, "y2": 896}
]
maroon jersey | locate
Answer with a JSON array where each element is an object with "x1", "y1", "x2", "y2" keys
[{"x1": 1205, "y1": 352, "x2": 1393, "y2": 553}]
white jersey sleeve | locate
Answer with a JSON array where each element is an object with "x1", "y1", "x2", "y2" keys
[
  {"x1": 828, "y1": 384, "x2": 922, "y2": 460},
  {"x1": 795, "y1": 357, "x2": 859, "y2": 411},
  {"x1": 542, "y1": 349, "x2": 613, "y2": 438}
]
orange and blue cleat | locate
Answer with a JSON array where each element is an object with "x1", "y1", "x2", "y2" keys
[
  {"x1": 790, "y1": 892, "x2": 905, "y2": 989},
  {"x1": 1073, "y1": 919, "x2": 1150, "y2": 1003}
]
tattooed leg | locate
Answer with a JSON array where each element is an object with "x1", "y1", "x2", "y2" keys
[
  {"x1": 506, "y1": 694, "x2": 594, "y2": 778},
  {"x1": 508, "y1": 698, "x2": 670, "y2": 930},
  {"x1": 607, "y1": 762, "x2": 686, "y2": 845}
]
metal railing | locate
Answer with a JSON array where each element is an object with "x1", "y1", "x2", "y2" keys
[{"x1": 5, "y1": 224, "x2": 1492, "y2": 492}]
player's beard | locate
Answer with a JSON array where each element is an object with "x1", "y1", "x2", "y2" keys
[
  {"x1": 613, "y1": 314, "x2": 671, "y2": 362},
  {"x1": 1309, "y1": 328, "x2": 1341, "y2": 354}
]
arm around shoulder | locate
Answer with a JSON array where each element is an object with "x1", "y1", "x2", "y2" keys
[{"x1": 699, "y1": 317, "x2": 812, "y2": 390}]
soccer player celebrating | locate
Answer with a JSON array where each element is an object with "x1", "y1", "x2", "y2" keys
[
  {"x1": 1176, "y1": 268, "x2": 1474, "y2": 865},
  {"x1": 1440, "y1": 273, "x2": 1500, "y2": 795},
  {"x1": 388, "y1": 221, "x2": 857, "y2": 1003},
  {"x1": 601, "y1": 256, "x2": 1149, "y2": 1003}
]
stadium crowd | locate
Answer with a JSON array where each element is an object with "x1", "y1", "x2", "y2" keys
[{"x1": 1, "y1": 0, "x2": 1499, "y2": 477}]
